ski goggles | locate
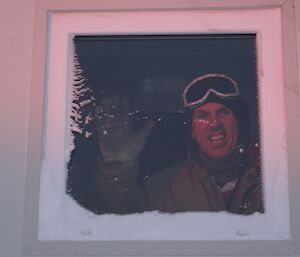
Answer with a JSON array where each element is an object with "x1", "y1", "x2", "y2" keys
[{"x1": 182, "y1": 73, "x2": 240, "y2": 109}]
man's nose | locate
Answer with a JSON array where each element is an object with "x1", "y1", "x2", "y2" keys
[{"x1": 208, "y1": 116, "x2": 221, "y2": 129}]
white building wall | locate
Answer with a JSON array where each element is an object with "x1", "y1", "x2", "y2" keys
[
  {"x1": 0, "y1": 0, "x2": 300, "y2": 256},
  {"x1": 0, "y1": 0, "x2": 34, "y2": 256}
]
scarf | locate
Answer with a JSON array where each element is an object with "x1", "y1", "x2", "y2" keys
[{"x1": 189, "y1": 141, "x2": 248, "y2": 187}]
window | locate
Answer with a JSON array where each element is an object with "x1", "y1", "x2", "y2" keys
[
  {"x1": 24, "y1": 1, "x2": 299, "y2": 256},
  {"x1": 68, "y1": 34, "x2": 262, "y2": 215}
]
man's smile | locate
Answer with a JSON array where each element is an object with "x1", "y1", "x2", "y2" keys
[{"x1": 208, "y1": 133, "x2": 226, "y2": 145}]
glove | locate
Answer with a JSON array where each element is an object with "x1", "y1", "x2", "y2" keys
[{"x1": 95, "y1": 95, "x2": 155, "y2": 163}]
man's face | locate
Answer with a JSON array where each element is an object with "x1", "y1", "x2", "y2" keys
[{"x1": 191, "y1": 102, "x2": 240, "y2": 159}]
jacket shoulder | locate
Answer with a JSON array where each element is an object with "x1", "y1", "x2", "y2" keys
[{"x1": 142, "y1": 161, "x2": 192, "y2": 210}]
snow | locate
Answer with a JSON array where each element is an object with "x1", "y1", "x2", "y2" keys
[{"x1": 38, "y1": 158, "x2": 289, "y2": 241}]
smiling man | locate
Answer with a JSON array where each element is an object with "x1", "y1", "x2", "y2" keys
[
  {"x1": 191, "y1": 102, "x2": 240, "y2": 159},
  {"x1": 88, "y1": 73, "x2": 264, "y2": 215}
]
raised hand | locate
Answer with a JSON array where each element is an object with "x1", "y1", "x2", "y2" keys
[{"x1": 95, "y1": 95, "x2": 155, "y2": 163}]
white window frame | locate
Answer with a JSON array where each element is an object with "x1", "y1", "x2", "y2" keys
[{"x1": 24, "y1": 0, "x2": 300, "y2": 256}]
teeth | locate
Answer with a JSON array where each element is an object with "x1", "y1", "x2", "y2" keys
[{"x1": 210, "y1": 134, "x2": 225, "y2": 141}]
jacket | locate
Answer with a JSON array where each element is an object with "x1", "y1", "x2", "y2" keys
[{"x1": 86, "y1": 145, "x2": 263, "y2": 215}]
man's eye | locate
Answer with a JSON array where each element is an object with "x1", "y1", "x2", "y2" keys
[
  {"x1": 219, "y1": 108, "x2": 231, "y2": 115},
  {"x1": 195, "y1": 113, "x2": 207, "y2": 120}
]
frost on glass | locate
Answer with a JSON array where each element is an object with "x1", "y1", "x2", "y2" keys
[
  {"x1": 66, "y1": 42, "x2": 97, "y2": 207},
  {"x1": 66, "y1": 34, "x2": 264, "y2": 216},
  {"x1": 70, "y1": 45, "x2": 95, "y2": 137}
]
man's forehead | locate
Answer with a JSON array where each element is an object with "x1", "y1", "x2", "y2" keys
[{"x1": 193, "y1": 102, "x2": 230, "y2": 113}]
